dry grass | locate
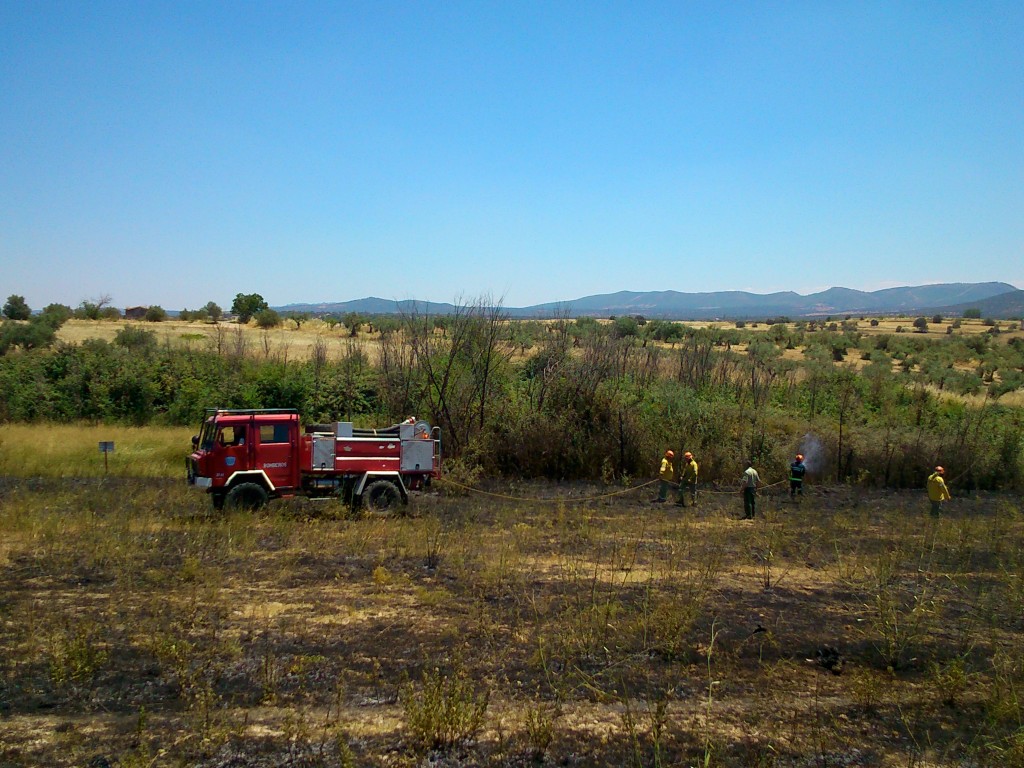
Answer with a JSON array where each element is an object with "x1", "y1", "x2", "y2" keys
[
  {"x1": 55, "y1": 318, "x2": 383, "y2": 363},
  {"x1": 1, "y1": 474, "x2": 1022, "y2": 767},
  {"x1": 0, "y1": 424, "x2": 190, "y2": 477}
]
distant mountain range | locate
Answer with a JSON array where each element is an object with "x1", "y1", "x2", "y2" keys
[{"x1": 276, "y1": 282, "x2": 1021, "y2": 320}]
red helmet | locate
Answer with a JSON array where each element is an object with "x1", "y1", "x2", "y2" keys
[
  {"x1": 665, "y1": 450, "x2": 675, "y2": 459},
  {"x1": 935, "y1": 466, "x2": 944, "y2": 474},
  {"x1": 684, "y1": 452, "x2": 693, "y2": 460},
  {"x1": 796, "y1": 454, "x2": 804, "y2": 461}
]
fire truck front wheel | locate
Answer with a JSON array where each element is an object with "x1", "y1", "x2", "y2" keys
[
  {"x1": 225, "y1": 482, "x2": 269, "y2": 511},
  {"x1": 361, "y1": 480, "x2": 403, "y2": 515}
]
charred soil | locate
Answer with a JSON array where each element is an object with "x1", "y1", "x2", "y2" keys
[{"x1": 1, "y1": 479, "x2": 1022, "y2": 766}]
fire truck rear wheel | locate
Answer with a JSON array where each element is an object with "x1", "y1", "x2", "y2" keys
[
  {"x1": 362, "y1": 480, "x2": 402, "y2": 515},
  {"x1": 225, "y1": 482, "x2": 269, "y2": 511}
]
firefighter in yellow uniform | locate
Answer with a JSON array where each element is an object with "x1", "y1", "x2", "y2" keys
[
  {"x1": 655, "y1": 450, "x2": 675, "y2": 503},
  {"x1": 927, "y1": 466, "x2": 951, "y2": 516},
  {"x1": 676, "y1": 451, "x2": 698, "y2": 506}
]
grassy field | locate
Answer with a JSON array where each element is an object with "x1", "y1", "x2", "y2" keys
[
  {"x1": 0, "y1": 424, "x2": 191, "y2": 478},
  {"x1": 1, "y1": 472, "x2": 1022, "y2": 766},
  {"x1": 55, "y1": 318, "x2": 383, "y2": 363},
  {"x1": 54, "y1": 315, "x2": 1024, "y2": 363}
]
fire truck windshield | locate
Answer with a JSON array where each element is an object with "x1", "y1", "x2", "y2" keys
[{"x1": 198, "y1": 420, "x2": 217, "y2": 450}]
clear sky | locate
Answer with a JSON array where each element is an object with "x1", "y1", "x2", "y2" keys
[{"x1": 2, "y1": 2, "x2": 1022, "y2": 311}]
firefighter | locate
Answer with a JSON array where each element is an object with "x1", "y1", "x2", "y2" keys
[
  {"x1": 676, "y1": 451, "x2": 698, "y2": 506},
  {"x1": 655, "y1": 450, "x2": 675, "y2": 503},
  {"x1": 927, "y1": 465, "x2": 951, "y2": 516},
  {"x1": 789, "y1": 453, "x2": 806, "y2": 500},
  {"x1": 740, "y1": 461, "x2": 760, "y2": 519}
]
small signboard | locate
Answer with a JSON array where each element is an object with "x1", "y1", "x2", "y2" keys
[{"x1": 98, "y1": 441, "x2": 114, "y2": 473}]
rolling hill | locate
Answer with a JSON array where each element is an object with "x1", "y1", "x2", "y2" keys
[{"x1": 276, "y1": 282, "x2": 1018, "y2": 320}]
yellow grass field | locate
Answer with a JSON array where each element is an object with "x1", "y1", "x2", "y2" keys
[
  {"x1": 0, "y1": 423, "x2": 191, "y2": 477},
  {"x1": 56, "y1": 318, "x2": 382, "y2": 363}
]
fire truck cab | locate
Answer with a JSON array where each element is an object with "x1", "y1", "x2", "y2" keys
[{"x1": 187, "y1": 408, "x2": 441, "y2": 513}]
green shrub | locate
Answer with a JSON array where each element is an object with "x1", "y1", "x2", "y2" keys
[{"x1": 402, "y1": 666, "x2": 489, "y2": 752}]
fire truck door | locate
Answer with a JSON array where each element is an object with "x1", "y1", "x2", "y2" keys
[
  {"x1": 255, "y1": 421, "x2": 297, "y2": 489},
  {"x1": 216, "y1": 424, "x2": 251, "y2": 475}
]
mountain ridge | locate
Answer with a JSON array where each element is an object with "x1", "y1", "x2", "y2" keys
[{"x1": 275, "y1": 282, "x2": 1019, "y2": 320}]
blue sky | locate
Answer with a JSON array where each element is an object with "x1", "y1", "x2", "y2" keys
[{"x1": 2, "y1": 2, "x2": 1022, "y2": 311}]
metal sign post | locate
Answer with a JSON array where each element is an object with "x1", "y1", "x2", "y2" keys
[{"x1": 98, "y1": 441, "x2": 115, "y2": 474}]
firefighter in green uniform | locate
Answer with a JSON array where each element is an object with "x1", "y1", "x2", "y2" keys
[
  {"x1": 655, "y1": 450, "x2": 675, "y2": 503},
  {"x1": 676, "y1": 451, "x2": 698, "y2": 506}
]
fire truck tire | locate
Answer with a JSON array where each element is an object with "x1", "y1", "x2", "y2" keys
[
  {"x1": 225, "y1": 482, "x2": 269, "y2": 511},
  {"x1": 361, "y1": 480, "x2": 403, "y2": 515}
]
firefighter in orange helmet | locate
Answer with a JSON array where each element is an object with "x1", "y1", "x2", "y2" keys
[
  {"x1": 676, "y1": 451, "x2": 699, "y2": 506},
  {"x1": 927, "y1": 466, "x2": 951, "y2": 516},
  {"x1": 789, "y1": 453, "x2": 807, "y2": 500},
  {"x1": 656, "y1": 450, "x2": 675, "y2": 503}
]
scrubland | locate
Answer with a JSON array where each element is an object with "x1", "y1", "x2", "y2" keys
[
  {"x1": 3, "y1": 304, "x2": 1024, "y2": 764},
  {"x1": 1, "y1": 478, "x2": 1023, "y2": 767}
]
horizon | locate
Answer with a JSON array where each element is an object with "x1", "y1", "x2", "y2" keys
[
  {"x1": 3, "y1": 3, "x2": 1023, "y2": 310},
  {"x1": 15, "y1": 279, "x2": 1021, "y2": 316}
]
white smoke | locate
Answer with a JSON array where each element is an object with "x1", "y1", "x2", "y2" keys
[{"x1": 798, "y1": 433, "x2": 826, "y2": 474}]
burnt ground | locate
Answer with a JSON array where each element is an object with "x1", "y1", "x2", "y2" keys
[{"x1": 1, "y1": 477, "x2": 1022, "y2": 767}]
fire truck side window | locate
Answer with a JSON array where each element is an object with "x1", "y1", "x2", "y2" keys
[
  {"x1": 218, "y1": 426, "x2": 245, "y2": 446},
  {"x1": 259, "y1": 424, "x2": 290, "y2": 444}
]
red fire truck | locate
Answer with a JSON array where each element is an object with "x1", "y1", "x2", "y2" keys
[{"x1": 186, "y1": 409, "x2": 441, "y2": 513}]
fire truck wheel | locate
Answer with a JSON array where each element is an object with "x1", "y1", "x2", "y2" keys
[
  {"x1": 362, "y1": 480, "x2": 402, "y2": 515},
  {"x1": 225, "y1": 482, "x2": 269, "y2": 511}
]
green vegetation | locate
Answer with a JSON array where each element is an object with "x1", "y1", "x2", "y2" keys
[
  {"x1": 1, "y1": 301, "x2": 1023, "y2": 489},
  {"x1": 144, "y1": 305, "x2": 167, "y2": 322},
  {"x1": 254, "y1": 307, "x2": 281, "y2": 328},
  {"x1": 231, "y1": 292, "x2": 269, "y2": 323},
  {"x1": 3, "y1": 294, "x2": 31, "y2": 320}
]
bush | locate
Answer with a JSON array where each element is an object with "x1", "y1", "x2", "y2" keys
[
  {"x1": 402, "y1": 666, "x2": 489, "y2": 752},
  {"x1": 114, "y1": 326, "x2": 157, "y2": 351},
  {"x1": 144, "y1": 306, "x2": 167, "y2": 322},
  {"x1": 0, "y1": 316, "x2": 60, "y2": 355},
  {"x1": 203, "y1": 301, "x2": 223, "y2": 323},
  {"x1": 42, "y1": 304, "x2": 74, "y2": 324},
  {"x1": 963, "y1": 308, "x2": 982, "y2": 319},
  {"x1": 254, "y1": 309, "x2": 281, "y2": 329}
]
